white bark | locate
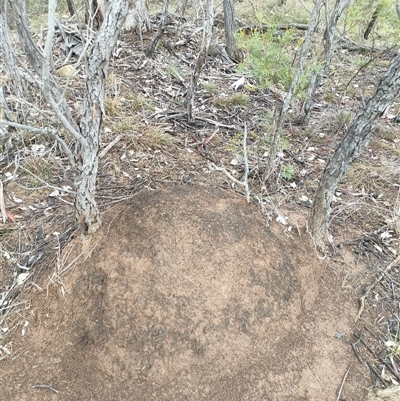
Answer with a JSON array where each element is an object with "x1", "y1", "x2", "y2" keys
[{"x1": 3, "y1": 0, "x2": 129, "y2": 235}]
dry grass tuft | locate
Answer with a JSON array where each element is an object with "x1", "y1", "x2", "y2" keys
[
  {"x1": 124, "y1": 125, "x2": 178, "y2": 150},
  {"x1": 345, "y1": 160, "x2": 400, "y2": 193},
  {"x1": 212, "y1": 93, "x2": 251, "y2": 108}
]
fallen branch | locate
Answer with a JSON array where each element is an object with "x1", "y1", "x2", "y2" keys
[
  {"x1": 33, "y1": 384, "x2": 59, "y2": 394},
  {"x1": 240, "y1": 23, "x2": 319, "y2": 34}
]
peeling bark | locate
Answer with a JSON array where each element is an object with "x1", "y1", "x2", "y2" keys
[
  {"x1": 75, "y1": 0, "x2": 130, "y2": 234},
  {"x1": 309, "y1": 52, "x2": 400, "y2": 249}
]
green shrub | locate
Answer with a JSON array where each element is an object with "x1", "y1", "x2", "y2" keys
[{"x1": 237, "y1": 28, "x2": 319, "y2": 97}]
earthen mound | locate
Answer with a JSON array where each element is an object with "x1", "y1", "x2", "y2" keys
[{"x1": 0, "y1": 185, "x2": 365, "y2": 400}]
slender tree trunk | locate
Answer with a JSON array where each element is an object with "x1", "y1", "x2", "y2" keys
[
  {"x1": 397, "y1": 0, "x2": 400, "y2": 20},
  {"x1": 75, "y1": 0, "x2": 130, "y2": 234},
  {"x1": 9, "y1": 0, "x2": 79, "y2": 132},
  {"x1": 299, "y1": 0, "x2": 350, "y2": 126},
  {"x1": 309, "y1": 52, "x2": 400, "y2": 249},
  {"x1": 145, "y1": 0, "x2": 169, "y2": 58},
  {"x1": 0, "y1": 2, "x2": 23, "y2": 93},
  {"x1": 85, "y1": 0, "x2": 106, "y2": 29},
  {"x1": 222, "y1": 0, "x2": 241, "y2": 61},
  {"x1": 9, "y1": 0, "x2": 43, "y2": 75},
  {"x1": 186, "y1": 0, "x2": 214, "y2": 123},
  {"x1": 364, "y1": 1, "x2": 382, "y2": 40},
  {"x1": 264, "y1": 0, "x2": 323, "y2": 182},
  {"x1": 65, "y1": 0, "x2": 77, "y2": 18},
  {"x1": 175, "y1": 0, "x2": 189, "y2": 16}
]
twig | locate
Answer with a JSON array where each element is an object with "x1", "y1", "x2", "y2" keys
[
  {"x1": 353, "y1": 332, "x2": 375, "y2": 356},
  {"x1": 0, "y1": 119, "x2": 75, "y2": 165},
  {"x1": 18, "y1": 166, "x2": 76, "y2": 196},
  {"x1": 195, "y1": 116, "x2": 236, "y2": 128},
  {"x1": 242, "y1": 122, "x2": 250, "y2": 202},
  {"x1": 203, "y1": 128, "x2": 219, "y2": 146},
  {"x1": 208, "y1": 123, "x2": 251, "y2": 202},
  {"x1": 336, "y1": 368, "x2": 350, "y2": 401},
  {"x1": 0, "y1": 180, "x2": 6, "y2": 223},
  {"x1": 99, "y1": 134, "x2": 122, "y2": 158},
  {"x1": 351, "y1": 342, "x2": 363, "y2": 364},
  {"x1": 33, "y1": 384, "x2": 59, "y2": 394},
  {"x1": 355, "y1": 254, "x2": 400, "y2": 322},
  {"x1": 351, "y1": 334, "x2": 364, "y2": 364},
  {"x1": 381, "y1": 358, "x2": 400, "y2": 381},
  {"x1": 210, "y1": 162, "x2": 244, "y2": 186}
]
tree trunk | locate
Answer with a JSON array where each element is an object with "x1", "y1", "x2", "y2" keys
[
  {"x1": 264, "y1": 0, "x2": 323, "y2": 181},
  {"x1": 364, "y1": 1, "x2": 382, "y2": 40},
  {"x1": 65, "y1": 0, "x2": 76, "y2": 18},
  {"x1": 299, "y1": 0, "x2": 351, "y2": 126},
  {"x1": 309, "y1": 52, "x2": 400, "y2": 249},
  {"x1": 222, "y1": 0, "x2": 241, "y2": 62},
  {"x1": 175, "y1": 0, "x2": 189, "y2": 16},
  {"x1": 9, "y1": 0, "x2": 79, "y2": 132},
  {"x1": 75, "y1": 0, "x2": 130, "y2": 234},
  {"x1": 0, "y1": 2, "x2": 23, "y2": 93},
  {"x1": 145, "y1": 0, "x2": 169, "y2": 58},
  {"x1": 124, "y1": 0, "x2": 151, "y2": 33},
  {"x1": 186, "y1": 0, "x2": 214, "y2": 123}
]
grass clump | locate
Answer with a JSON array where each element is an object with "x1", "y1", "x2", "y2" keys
[
  {"x1": 280, "y1": 163, "x2": 296, "y2": 180},
  {"x1": 125, "y1": 94, "x2": 154, "y2": 112},
  {"x1": 213, "y1": 93, "x2": 250, "y2": 108},
  {"x1": 202, "y1": 81, "x2": 219, "y2": 94},
  {"x1": 126, "y1": 126, "x2": 177, "y2": 150}
]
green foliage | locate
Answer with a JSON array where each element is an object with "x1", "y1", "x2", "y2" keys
[
  {"x1": 280, "y1": 163, "x2": 296, "y2": 181},
  {"x1": 237, "y1": 29, "x2": 319, "y2": 97},
  {"x1": 202, "y1": 81, "x2": 219, "y2": 94},
  {"x1": 344, "y1": 0, "x2": 400, "y2": 45}
]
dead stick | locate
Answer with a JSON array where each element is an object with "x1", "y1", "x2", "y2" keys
[
  {"x1": 33, "y1": 384, "x2": 59, "y2": 394},
  {"x1": 336, "y1": 368, "x2": 350, "y2": 401},
  {"x1": 368, "y1": 362, "x2": 388, "y2": 387},
  {"x1": 99, "y1": 134, "x2": 122, "y2": 158},
  {"x1": 203, "y1": 128, "x2": 219, "y2": 145},
  {"x1": 355, "y1": 254, "x2": 400, "y2": 322}
]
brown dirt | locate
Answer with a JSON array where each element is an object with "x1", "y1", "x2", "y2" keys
[{"x1": 0, "y1": 185, "x2": 368, "y2": 400}]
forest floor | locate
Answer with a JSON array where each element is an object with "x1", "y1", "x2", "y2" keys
[{"x1": 1, "y1": 11, "x2": 400, "y2": 401}]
